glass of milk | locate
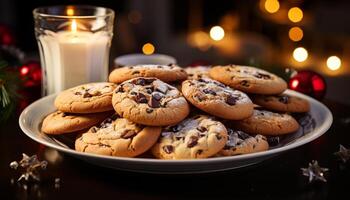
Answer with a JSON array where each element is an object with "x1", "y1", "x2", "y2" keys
[{"x1": 33, "y1": 5, "x2": 115, "y2": 96}]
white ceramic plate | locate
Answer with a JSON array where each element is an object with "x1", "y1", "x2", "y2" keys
[{"x1": 19, "y1": 90, "x2": 332, "y2": 174}]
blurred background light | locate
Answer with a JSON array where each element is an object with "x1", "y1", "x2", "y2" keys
[
  {"x1": 289, "y1": 27, "x2": 303, "y2": 42},
  {"x1": 142, "y1": 43, "x2": 155, "y2": 55},
  {"x1": 327, "y1": 56, "x2": 341, "y2": 71},
  {"x1": 210, "y1": 26, "x2": 225, "y2": 41},
  {"x1": 293, "y1": 47, "x2": 308, "y2": 62},
  {"x1": 264, "y1": 0, "x2": 280, "y2": 14},
  {"x1": 288, "y1": 7, "x2": 303, "y2": 23}
]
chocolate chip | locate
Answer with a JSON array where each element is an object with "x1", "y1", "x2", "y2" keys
[
  {"x1": 110, "y1": 114, "x2": 118, "y2": 120},
  {"x1": 74, "y1": 91, "x2": 82, "y2": 95},
  {"x1": 157, "y1": 65, "x2": 163, "y2": 68},
  {"x1": 135, "y1": 93, "x2": 148, "y2": 103},
  {"x1": 203, "y1": 88, "x2": 216, "y2": 95},
  {"x1": 213, "y1": 81, "x2": 225, "y2": 87},
  {"x1": 149, "y1": 93, "x2": 162, "y2": 108},
  {"x1": 226, "y1": 95, "x2": 238, "y2": 105},
  {"x1": 254, "y1": 72, "x2": 271, "y2": 80},
  {"x1": 167, "y1": 63, "x2": 175, "y2": 66},
  {"x1": 278, "y1": 96, "x2": 289, "y2": 104},
  {"x1": 197, "y1": 78, "x2": 208, "y2": 83},
  {"x1": 116, "y1": 86, "x2": 124, "y2": 93},
  {"x1": 187, "y1": 136, "x2": 199, "y2": 148},
  {"x1": 155, "y1": 84, "x2": 168, "y2": 94},
  {"x1": 215, "y1": 134, "x2": 222, "y2": 140},
  {"x1": 267, "y1": 136, "x2": 280, "y2": 146},
  {"x1": 132, "y1": 71, "x2": 140, "y2": 75},
  {"x1": 253, "y1": 144, "x2": 256, "y2": 149},
  {"x1": 145, "y1": 78, "x2": 156, "y2": 84},
  {"x1": 145, "y1": 89, "x2": 152, "y2": 94},
  {"x1": 128, "y1": 66, "x2": 134, "y2": 69},
  {"x1": 83, "y1": 92, "x2": 92, "y2": 98},
  {"x1": 130, "y1": 91, "x2": 137, "y2": 95},
  {"x1": 195, "y1": 94, "x2": 206, "y2": 102},
  {"x1": 196, "y1": 126, "x2": 207, "y2": 132},
  {"x1": 135, "y1": 78, "x2": 146, "y2": 86},
  {"x1": 180, "y1": 69, "x2": 185, "y2": 73},
  {"x1": 196, "y1": 149, "x2": 203, "y2": 155},
  {"x1": 163, "y1": 145, "x2": 174, "y2": 154},
  {"x1": 146, "y1": 108, "x2": 153, "y2": 113},
  {"x1": 90, "y1": 127, "x2": 97, "y2": 133},
  {"x1": 240, "y1": 80, "x2": 249, "y2": 87},
  {"x1": 121, "y1": 130, "x2": 136, "y2": 139},
  {"x1": 61, "y1": 113, "x2": 67, "y2": 117},
  {"x1": 171, "y1": 125, "x2": 180, "y2": 132}
]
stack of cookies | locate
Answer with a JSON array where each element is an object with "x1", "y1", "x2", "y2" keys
[{"x1": 42, "y1": 64, "x2": 310, "y2": 160}]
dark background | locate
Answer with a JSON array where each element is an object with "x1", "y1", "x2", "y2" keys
[{"x1": 1, "y1": 0, "x2": 350, "y2": 105}]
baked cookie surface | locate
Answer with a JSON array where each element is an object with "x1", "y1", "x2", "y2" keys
[
  {"x1": 184, "y1": 66, "x2": 210, "y2": 80},
  {"x1": 182, "y1": 78, "x2": 253, "y2": 120},
  {"x1": 112, "y1": 77, "x2": 190, "y2": 126},
  {"x1": 109, "y1": 64, "x2": 187, "y2": 83},
  {"x1": 41, "y1": 111, "x2": 112, "y2": 135},
  {"x1": 217, "y1": 129, "x2": 269, "y2": 156},
  {"x1": 75, "y1": 115, "x2": 161, "y2": 157},
  {"x1": 54, "y1": 82, "x2": 116, "y2": 113},
  {"x1": 151, "y1": 115, "x2": 228, "y2": 159},
  {"x1": 232, "y1": 109, "x2": 299, "y2": 136},
  {"x1": 252, "y1": 93, "x2": 310, "y2": 113},
  {"x1": 209, "y1": 65, "x2": 287, "y2": 95}
]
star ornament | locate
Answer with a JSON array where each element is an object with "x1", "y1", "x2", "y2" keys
[
  {"x1": 334, "y1": 144, "x2": 350, "y2": 163},
  {"x1": 9, "y1": 153, "x2": 48, "y2": 182},
  {"x1": 301, "y1": 160, "x2": 329, "y2": 183}
]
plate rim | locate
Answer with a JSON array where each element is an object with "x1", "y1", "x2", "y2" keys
[{"x1": 19, "y1": 89, "x2": 333, "y2": 165}]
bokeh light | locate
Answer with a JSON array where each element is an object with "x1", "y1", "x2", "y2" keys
[
  {"x1": 264, "y1": 0, "x2": 280, "y2": 14},
  {"x1": 289, "y1": 27, "x2": 303, "y2": 42},
  {"x1": 293, "y1": 47, "x2": 308, "y2": 62},
  {"x1": 209, "y1": 26, "x2": 225, "y2": 41},
  {"x1": 288, "y1": 7, "x2": 303, "y2": 23},
  {"x1": 142, "y1": 43, "x2": 155, "y2": 55},
  {"x1": 66, "y1": 7, "x2": 74, "y2": 16},
  {"x1": 327, "y1": 56, "x2": 341, "y2": 71}
]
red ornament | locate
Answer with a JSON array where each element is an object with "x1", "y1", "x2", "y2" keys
[
  {"x1": 289, "y1": 70, "x2": 326, "y2": 100},
  {"x1": 0, "y1": 24, "x2": 14, "y2": 45},
  {"x1": 188, "y1": 60, "x2": 211, "y2": 67},
  {"x1": 19, "y1": 61, "x2": 42, "y2": 87}
]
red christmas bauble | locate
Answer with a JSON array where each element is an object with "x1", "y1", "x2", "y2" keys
[
  {"x1": 288, "y1": 70, "x2": 326, "y2": 100},
  {"x1": 19, "y1": 61, "x2": 42, "y2": 87}
]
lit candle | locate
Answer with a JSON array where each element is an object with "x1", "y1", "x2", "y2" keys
[{"x1": 37, "y1": 9, "x2": 112, "y2": 94}]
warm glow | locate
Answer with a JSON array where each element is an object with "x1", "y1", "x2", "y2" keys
[
  {"x1": 293, "y1": 47, "x2": 308, "y2": 62},
  {"x1": 210, "y1": 26, "x2": 225, "y2": 41},
  {"x1": 264, "y1": 0, "x2": 280, "y2": 14},
  {"x1": 289, "y1": 27, "x2": 303, "y2": 42},
  {"x1": 20, "y1": 66, "x2": 29, "y2": 75},
  {"x1": 66, "y1": 7, "x2": 74, "y2": 16},
  {"x1": 142, "y1": 43, "x2": 155, "y2": 55},
  {"x1": 188, "y1": 31, "x2": 211, "y2": 51},
  {"x1": 71, "y1": 19, "x2": 77, "y2": 32},
  {"x1": 327, "y1": 56, "x2": 341, "y2": 71},
  {"x1": 288, "y1": 7, "x2": 303, "y2": 23}
]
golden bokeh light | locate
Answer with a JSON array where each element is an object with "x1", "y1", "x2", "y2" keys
[
  {"x1": 289, "y1": 27, "x2": 303, "y2": 42},
  {"x1": 327, "y1": 56, "x2": 341, "y2": 71},
  {"x1": 142, "y1": 43, "x2": 155, "y2": 55},
  {"x1": 264, "y1": 0, "x2": 280, "y2": 14},
  {"x1": 293, "y1": 47, "x2": 308, "y2": 62},
  {"x1": 288, "y1": 7, "x2": 303, "y2": 23},
  {"x1": 66, "y1": 7, "x2": 75, "y2": 16},
  {"x1": 209, "y1": 26, "x2": 225, "y2": 41},
  {"x1": 188, "y1": 31, "x2": 211, "y2": 51}
]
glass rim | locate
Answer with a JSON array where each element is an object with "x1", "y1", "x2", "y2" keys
[{"x1": 33, "y1": 5, "x2": 115, "y2": 19}]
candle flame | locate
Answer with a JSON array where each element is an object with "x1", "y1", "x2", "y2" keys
[
  {"x1": 71, "y1": 19, "x2": 77, "y2": 32},
  {"x1": 66, "y1": 7, "x2": 74, "y2": 16}
]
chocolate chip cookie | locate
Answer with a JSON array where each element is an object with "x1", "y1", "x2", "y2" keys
[
  {"x1": 112, "y1": 77, "x2": 190, "y2": 126},
  {"x1": 185, "y1": 66, "x2": 210, "y2": 80},
  {"x1": 182, "y1": 78, "x2": 254, "y2": 120},
  {"x1": 108, "y1": 64, "x2": 187, "y2": 83},
  {"x1": 42, "y1": 111, "x2": 112, "y2": 135},
  {"x1": 232, "y1": 109, "x2": 299, "y2": 136},
  {"x1": 209, "y1": 65, "x2": 287, "y2": 95},
  {"x1": 75, "y1": 114, "x2": 161, "y2": 157},
  {"x1": 151, "y1": 115, "x2": 228, "y2": 159},
  {"x1": 55, "y1": 82, "x2": 116, "y2": 113},
  {"x1": 217, "y1": 129, "x2": 269, "y2": 156},
  {"x1": 252, "y1": 93, "x2": 310, "y2": 113}
]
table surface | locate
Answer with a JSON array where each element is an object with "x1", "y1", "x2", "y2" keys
[{"x1": 1, "y1": 98, "x2": 350, "y2": 200}]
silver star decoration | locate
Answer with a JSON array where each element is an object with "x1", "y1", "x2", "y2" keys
[
  {"x1": 334, "y1": 144, "x2": 350, "y2": 163},
  {"x1": 301, "y1": 160, "x2": 329, "y2": 183},
  {"x1": 9, "y1": 153, "x2": 48, "y2": 182}
]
